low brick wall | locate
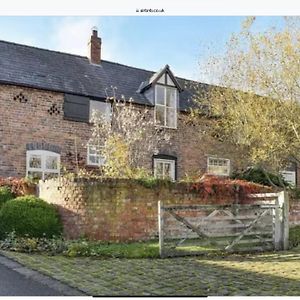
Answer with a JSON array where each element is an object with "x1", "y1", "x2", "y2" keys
[{"x1": 39, "y1": 178, "x2": 300, "y2": 241}]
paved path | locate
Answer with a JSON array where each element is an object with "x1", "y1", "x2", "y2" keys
[
  {"x1": 3, "y1": 250, "x2": 300, "y2": 296},
  {"x1": 0, "y1": 255, "x2": 84, "y2": 296}
]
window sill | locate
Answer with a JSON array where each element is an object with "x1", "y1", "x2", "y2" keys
[
  {"x1": 206, "y1": 173, "x2": 230, "y2": 177},
  {"x1": 154, "y1": 124, "x2": 177, "y2": 130},
  {"x1": 86, "y1": 164, "x2": 103, "y2": 168}
]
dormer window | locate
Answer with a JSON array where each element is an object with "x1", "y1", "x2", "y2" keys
[
  {"x1": 140, "y1": 65, "x2": 181, "y2": 129},
  {"x1": 155, "y1": 84, "x2": 178, "y2": 129}
]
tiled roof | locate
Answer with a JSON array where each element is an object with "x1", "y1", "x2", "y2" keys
[{"x1": 0, "y1": 39, "x2": 210, "y2": 111}]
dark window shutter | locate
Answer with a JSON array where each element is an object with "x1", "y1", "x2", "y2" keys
[{"x1": 63, "y1": 94, "x2": 89, "y2": 122}]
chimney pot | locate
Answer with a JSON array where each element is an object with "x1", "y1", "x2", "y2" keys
[{"x1": 88, "y1": 28, "x2": 101, "y2": 64}]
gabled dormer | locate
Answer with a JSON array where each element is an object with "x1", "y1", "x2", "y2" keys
[{"x1": 139, "y1": 65, "x2": 183, "y2": 129}]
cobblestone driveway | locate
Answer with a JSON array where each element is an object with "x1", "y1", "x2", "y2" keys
[{"x1": 2, "y1": 250, "x2": 300, "y2": 296}]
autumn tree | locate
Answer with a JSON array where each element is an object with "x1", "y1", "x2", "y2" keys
[
  {"x1": 194, "y1": 17, "x2": 300, "y2": 184},
  {"x1": 89, "y1": 94, "x2": 170, "y2": 179}
]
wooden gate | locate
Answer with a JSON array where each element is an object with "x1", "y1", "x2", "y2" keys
[{"x1": 158, "y1": 192, "x2": 289, "y2": 258}]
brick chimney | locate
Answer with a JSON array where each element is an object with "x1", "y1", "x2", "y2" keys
[{"x1": 88, "y1": 27, "x2": 101, "y2": 64}]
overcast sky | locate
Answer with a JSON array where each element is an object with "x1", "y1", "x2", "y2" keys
[{"x1": 0, "y1": 16, "x2": 283, "y2": 81}]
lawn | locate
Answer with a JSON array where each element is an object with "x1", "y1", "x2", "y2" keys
[{"x1": 2, "y1": 247, "x2": 300, "y2": 296}]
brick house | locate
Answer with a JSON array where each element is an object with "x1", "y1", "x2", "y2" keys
[{"x1": 0, "y1": 29, "x2": 297, "y2": 184}]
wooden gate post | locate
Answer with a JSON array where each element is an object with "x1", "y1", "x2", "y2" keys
[
  {"x1": 274, "y1": 191, "x2": 289, "y2": 250},
  {"x1": 158, "y1": 201, "x2": 164, "y2": 258},
  {"x1": 280, "y1": 191, "x2": 289, "y2": 250}
]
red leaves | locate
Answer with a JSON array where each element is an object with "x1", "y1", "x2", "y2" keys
[
  {"x1": 0, "y1": 177, "x2": 36, "y2": 197},
  {"x1": 189, "y1": 174, "x2": 272, "y2": 203}
]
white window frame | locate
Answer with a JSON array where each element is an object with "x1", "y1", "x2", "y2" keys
[
  {"x1": 154, "y1": 158, "x2": 175, "y2": 181},
  {"x1": 207, "y1": 157, "x2": 230, "y2": 176},
  {"x1": 154, "y1": 85, "x2": 178, "y2": 129},
  {"x1": 89, "y1": 100, "x2": 112, "y2": 123},
  {"x1": 87, "y1": 144, "x2": 105, "y2": 167},
  {"x1": 280, "y1": 170, "x2": 296, "y2": 186},
  {"x1": 26, "y1": 150, "x2": 60, "y2": 180}
]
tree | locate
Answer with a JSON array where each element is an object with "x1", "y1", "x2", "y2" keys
[
  {"x1": 194, "y1": 17, "x2": 300, "y2": 185},
  {"x1": 89, "y1": 94, "x2": 170, "y2": 178}
]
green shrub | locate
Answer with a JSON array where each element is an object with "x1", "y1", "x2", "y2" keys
[
  {"x1": 289, "y1": 226, "x2": 300, "y2": 248},
  {"x1": 0, "y1": 195, "x2": 62, "y2": 239},
  {"x1": 0, "y1": 232, "x2": 67, "y2": 254},
  {"x1": 65, "y1": 240, "x2": 159, "y2": 258},
  {"x1": 137, "y1": 176, "x2": 172, "y2": 189},
  {"x1": 288, "y1": 187, "x2": 300, "y2": 201},
  {"x1": 0, "y1": 186, "x2": 14, "y2": 209},
  {"x1": 231, "y1": 167, "x2": 289, "y2": 187}
]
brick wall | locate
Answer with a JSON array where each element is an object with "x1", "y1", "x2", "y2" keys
[
  {"x1": 0, "y1": 83, "x2": 246, "y2": 180},
  {"x1": 0, "y1": 84, "x2": 90, "y2": 176},
  {"x1": 39, "y1": 178, "x2": 300, "y2": 241}
]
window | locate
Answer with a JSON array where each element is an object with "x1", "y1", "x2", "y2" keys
[
  {"x1": 154, "y1": 158, "x2": 175, "y2": 181},
  {"x1": 207, "y1": 157, "x2": 230, "y2": 176},
  {"x1": 87, "y1": 144, "x2": 105, "y2": 166},
  {"x1": 155, "y1": 85, "x2": 177, "y2": 128},
  {"x1": 26, "y1": 150, "x2": 60, "y2": 180},
  {"x1": 280, "y1": 170, "x2": 296, "y2": 186},
  {"x1": 89, "y1": 100, "x2": 111, "y2": 123}
]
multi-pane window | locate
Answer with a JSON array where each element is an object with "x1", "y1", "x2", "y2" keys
[
  {"x1": 280, "y1": 170, "x2": 296, "y2": 186},
  {"x1": 87, "y1": 144, "x2": 105, "y2": 166},
  {"x1": 26, "y1": 150, "x2": 60, "y2": 180},
  {"x1": 89, "y1": 100, "x2": 111, "y2": 123},
  {"x1": 154, "y1": 158, "x2": 175, "y2": 181},
  {"x1": 207, "y1": 157, "x2": 230, "y2": 176},
  {"x1": 155, "y1": 85, "x2": 177, "y2": 128}
]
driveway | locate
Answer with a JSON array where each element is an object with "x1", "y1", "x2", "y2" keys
[
  {"x1": 0, "y1": 255, "x2": 83, "y2": 296},
  {"x1": 2, "y1": 249, "x2": 300, "y2": 296}
]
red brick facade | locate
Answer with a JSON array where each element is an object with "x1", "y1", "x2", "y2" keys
[{"x1": 0, "y1": 83, "x2": 246, "y2": 180}]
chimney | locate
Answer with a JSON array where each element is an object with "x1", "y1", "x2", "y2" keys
[{"x1": 88, "y1": 27, "x2": 101, "y2": 64}]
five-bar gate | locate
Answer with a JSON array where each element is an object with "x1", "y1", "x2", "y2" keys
[{"x1": 158, "y1": 192, "x2": 289, "y2": 258}]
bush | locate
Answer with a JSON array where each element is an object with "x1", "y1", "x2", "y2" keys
[
  {"x1": 137, "y1": 176, "x2": 172, "y2": 188},
  {"x1": 289, "y1": 226, "x2": 300, "y2": 248},
  {"x1": 0, "y1": 186, "x2": 14, "y2": 209},
  {"x1": 64, "y1": 240, "x2": 159, "y2": 258},
  {"x1": 0, "y1": 195, "x2": 62, "y2": 239},
  {"x1": 231, "y1": 167, "x2": 289, "y2": 188},
  {"x1": 0, "y1": 234, "x2": 159, "y2": 258},
  {"x1": 0, "y1": 232, "x2": 67, "y2": 254},
  {"x1": 288, "y1": 187, "x2": 300, "y2": 201}
]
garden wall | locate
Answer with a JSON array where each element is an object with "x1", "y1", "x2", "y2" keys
[{"x1": 39, "y1": 178, "x2": 300, "y2": 241}]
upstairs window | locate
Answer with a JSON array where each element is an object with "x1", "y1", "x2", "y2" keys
[
  {"x1": 26, "y1": 150, "x2": 60, "y2": 180},
  {"x1": 155, "y1": 85, "x2": 177, "y2": 128},
  {"x1": 89, "y1": 100, "x2": 112, "y2": 123},
  {"x1": 87, "y1": 144, "x2": 105, "y2": 166},
  {"x1": 207, "y1": 157, "x2": 230, "y2": 176}
]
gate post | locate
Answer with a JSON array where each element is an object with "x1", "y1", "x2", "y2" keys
[
  {"x1": 158, "y1": 201, "x2": 164, "y2": 258},
  {"x1": 281, "y1": 191, "x2": 289, "y2": 250},
  {"x1": 274, "y1": 191, "x2": 289, "y2": 250}
]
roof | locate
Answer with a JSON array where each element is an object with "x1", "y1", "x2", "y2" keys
[
  {"x1": 139, "y1": 64, "x2": 183, "y2": 93},
  {"x1": 0, "y1": 39, "x2": 210, "y2": 111}
]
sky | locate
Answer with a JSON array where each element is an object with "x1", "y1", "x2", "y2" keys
[{"x1": 0, "y1": 16, "x2": 284, "y2": 81}]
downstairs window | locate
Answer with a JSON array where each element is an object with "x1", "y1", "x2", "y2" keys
[
  {"x1": 26, "y1": 150, "x2": 60, "y2": 180},
  {"x1": 207, "y1": 157, "x2": 230, "y2": 176},
  {"x1": 87, "y1": 144, "x2": 105, "y2": 166},
  {"x1": 154, "y1": 158, "x2": 176, "y2": 181}
]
